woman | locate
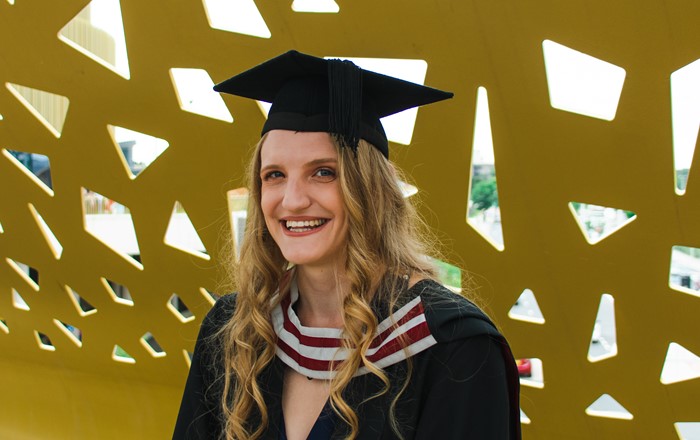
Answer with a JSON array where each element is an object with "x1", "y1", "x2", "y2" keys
[{"x1": 174, "y1": 50, "x2": 520, "y2": 440}]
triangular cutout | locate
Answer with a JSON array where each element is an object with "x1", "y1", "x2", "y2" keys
[
  {"x1": 58, "y1": 0, "x2": 131, "y2": 79},
  {"x1": 34, "y1": 331, "x2": 56, "y2": 352},
  {"x1": 112, "y1": 344, "x2": 135, "y2": 363},
  {"x1": 2, "y1": 149, "x2": 54, "y2": 196},
  {"x1": 588, "y1": 293, "x2": 618, "y2": 362},
  {"x1": 467, "y1": 87, "x2": 504, "y2": 251},
  {"x1": 508, "y1": 289, "x2": 545, "y2": 324},
  {"x1": 140, "y1": 332, "x2": 166, "y2": 358},
  {"x1": 227, "y1": 188, "x2": 249, "y2": 260},
  {"x1": 520, "y1": 408, "x2": 531, "y2": 425},
  {"x1": 518, "y1": 358, "x2": 544, "y2": 389},
  {"x1": 542, "y1": 40, "x2": 626, "y2": 121},
  {"x1": 53, "y1": 319, "x2": 82, "y2": 347},
  {"x1": 65, "y1": 285, "x2": 97, "y2": 316},
  {"x1": 661, "y1": 342, "x2": 700, "y2": 384},
  {"x1": 675, "y1": 422, "x2": 700, "y2": 440},
  {"x1": 200, "y1": 287, "x2": 218, "y2": 306},
  {"x1": 569, "y1": 202, "x2": 636, "y2": 244},
  {"x1": 6, "y1": 0, "x2": 14, "y2": 4},
  {"x1": 397, "y1": 180, "x2": 418, "y2": 198},
  {"x1": 108, "y1": 125, "x2": 169, "y2": 178},
  {"x1": 167, "y1": 294, "x2": 195, "y2": 323},
  {"x1": 670, "y1": 58, "x2": 700, "y2": 195},
  {"x1": 82, "y1": 188, "x2": 143, "y2": 269},
  {"x1": 432, "y1": 258, "x2": 462, "y2": 293},
  {"x1": 670, "y1": 245, "x2": 700, "y2": 298},
  {"x1": 292, "y1": 0, "x2": 339, "y2": 12},
  {"x1": 585, "y1": 394, "x2": 633, "y2": 420},
  {"x1": 202, "y1": 0, "x2": 271, "y2": 38},
  {"x1": 5, "y1": 83, "x2": 70, "y2": 137},
  {"x1": 28, "y1": 203, "x2": 63, "y2": 259},
  {"x1": 6, "y1": 258, "x2": 39, "y2": 292},
  {"x1": 12, "y1": 288, "x2": 30, "y2": 311},
  {"x1": 164, "y1": 201, "x2": 210, "y2": 260},
  {"x1": 323, "y1": 57, "x2": 428, "y2": 145},
  {"x1": 183, "y1": 349, "x2": 194, "y2": 368},
  {"x1": 0, "y1": 319, "x2": 8, "y2": 335},
  {"x1": 170, "y1": 68, "x2": 233, "y2": 122},
  {"x1": 101, "y1": 277, "x2": 134, "y2": 306}
]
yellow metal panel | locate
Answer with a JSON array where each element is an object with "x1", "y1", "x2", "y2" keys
[{"x1": 0, "y1": 0, "x2": 698, "y2": 438}]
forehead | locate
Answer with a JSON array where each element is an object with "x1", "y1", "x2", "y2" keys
[{"x1": 260, "y1": 130, "x2": 338, "y2": 166}]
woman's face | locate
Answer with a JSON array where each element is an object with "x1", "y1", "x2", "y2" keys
[{"x1": 259, "y1": 130, "x2": 348, "y2": 269}]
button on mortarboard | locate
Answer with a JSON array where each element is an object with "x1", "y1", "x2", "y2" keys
[{"x1": 214, "y1": 50, "x2": 453, "y2": 159}]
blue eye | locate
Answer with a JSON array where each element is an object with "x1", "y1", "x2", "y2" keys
[
  {"x1": 314, "y1": 168, "x2": 336, "y2": 180},
  {"x1": 263, "y1": 171, "x2": 284, "y2": 181}
]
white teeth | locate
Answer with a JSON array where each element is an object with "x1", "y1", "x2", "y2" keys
[{"x1": 284, "y1": 219, "x2": 327, "y2": 230}]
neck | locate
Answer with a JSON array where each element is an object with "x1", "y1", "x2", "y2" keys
[{"x1": 294, "y1": 265, "x2": 349, "y2": 328}]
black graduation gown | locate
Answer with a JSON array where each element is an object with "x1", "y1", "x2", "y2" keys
[{"x1": 173, "y1": 280, "x2": 521, "y2": 439}]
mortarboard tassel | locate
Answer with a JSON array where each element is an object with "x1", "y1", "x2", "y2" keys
[{"x1": 327, "y1": 59, "x2": 363, "y2": 155}]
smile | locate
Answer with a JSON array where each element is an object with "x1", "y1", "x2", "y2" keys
[{"x1": 283, "y1": 219, "x2": 328, "y2": 233}]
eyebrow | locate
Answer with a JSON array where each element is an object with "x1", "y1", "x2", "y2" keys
[{"x1": 260, "y1": 157, "x2": 337, "y2": 173}]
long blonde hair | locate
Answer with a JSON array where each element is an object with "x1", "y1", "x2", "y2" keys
[{"x1": 218, "y1": 135, "x2": 438, "y2": 439}]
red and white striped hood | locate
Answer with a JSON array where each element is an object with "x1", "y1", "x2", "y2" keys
[{"x1": 271, "y1": 278, "x2": 437, "y2": 380}]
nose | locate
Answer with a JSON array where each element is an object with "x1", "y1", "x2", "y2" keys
[{"x1": 281, "y1": 177, "x2": 311, "y2": 211}]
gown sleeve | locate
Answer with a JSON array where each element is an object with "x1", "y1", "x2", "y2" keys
[
  {"x1": 172, "y1": 295, "x2": 236, "y2": 440},
  {"x1": 414, "y1": 334, "x2": 520, "y2": 439}
]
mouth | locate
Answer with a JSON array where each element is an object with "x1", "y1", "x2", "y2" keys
[{"x1": 282, "y1": 219, "x2": 328, "y2": 233}]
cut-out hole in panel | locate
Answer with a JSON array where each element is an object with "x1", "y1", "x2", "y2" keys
[
  {"x1": 171, "y1": 68, "x2": 233, "y2": 122},
  {"x1": 58, "y1": 0, "x2": 130, "y2": 79},
  {"x1": 0, "y1": 319, "x2": 8, "y2": 334},
  {"x1": 113, "y1": 345, "x2": 135, "y2": 363},
  {"x1": 183, "y1": 349, "x2": 193, "y2": 368},
  {"x1": 569, "y1": 202, "x2": 636, "y2": 245},
  {"x1": 28, "y1": 203, "x2": 63, "y2": 259},
  {"x1": 397, "y1": 180, "x2": 418, "y2": 198},
  {"x1": 200, "y1": 287, "x2": 218, "y2": 306},
  {"x1": 585, "y1": 394, "x2": 633, "y2": 420},
  {"x1": 518, "y1": 358, "x2": 544, "y2": 389},
  {"x1": 671, "y1": 58, "x2": 700, "y2": 195},
  {"x1": 467, "y1": 87, "x2": 503, "y2": 251},
  {"x1": 35, "y1": 331, "x2": 56, "y2": 352},
  {"x1": 82, "y1": 188, "x2": 142, "y2": 269},
  {"x1": 324, "y1": 57, "x2": 428, "y2": 145},
  {"x1": 164, "y1": 201, "x2": 210, "y2": 260},
  {"x1": 227, "y1": 188, "x2": 249, "y2": 260},
  {"x1": 65, "y1": 285, "x2": 97, "y2": 316},
  {"x1": 108, "y1": 125, "x2": 169, "y2": 178},
  {"x1": 5, "y1": 83, "x2": 70, "y2": 137},
  {"x1": 202, "y1": 0, "x2": 271, "y2": 38},
  {"x1": 4, "y1": 149, "x2": 53, "y2": 190},
  {"x1": 53, "y1": 319, "x2": 82, "y2": 347},
  {"x1": 101, "y1": 278, "x2": 134, "y2": 306},
  {"x1": 168, "y1": 294, "x2": 194, "y2": 323},
  {"x1": 140, "y1": 332, "x2": 166, "y2": 358},
  {"x1": 661, "y1": 342, "x2": 700, "y2": 384},
  {"x1": 509, "y1": 289, "x2": 545, "y2": 324},
  {"x1": 6, "y1": 258, "x2": 39, "y2": 292},
  {"x1": 588, "y1": 293, "x2": 617, "y2": 362},
  {"x1": 431, "y1": 258, "x2": 462, "y2": 293},
  {"x1": 670, "y1": 246, "x2": 700, "y2": 297},
  {"x1": 675, "y1": 422, "x2": 700, "y2": 440},
  {"x1": 2, "y1": 149, "x2": 54, "y2": 196},
  {"x1": 520, "y1": 409, "x2": 531, "y2": 425},
  {"x1": 542, "y1": 40, "x2": 626, "y2": 121},
  {"x1": 291, "y1": 0, "x2": 339, "y2": 13},
  {"x1": 12, "y1": 288, "x2": 30, "y2": 310},
  {"x1": 0, "y1": 220, "x2": 3, "y2": 233}
]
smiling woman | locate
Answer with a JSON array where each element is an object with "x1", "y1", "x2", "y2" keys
[{"x1": 173, "y1": 50, "x2": 521, "y2": 440}]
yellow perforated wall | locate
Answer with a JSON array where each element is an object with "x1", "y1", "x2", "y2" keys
[{"x1": 0, "y1": 1, "x2": 698, "y2": 438}]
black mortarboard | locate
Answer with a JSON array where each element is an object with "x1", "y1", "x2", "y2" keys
[{"x1": 214, "y1": 50, "x2": 453, "y2": 159}]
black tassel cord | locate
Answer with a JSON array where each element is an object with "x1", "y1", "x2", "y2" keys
[{"x1": 327, "y1": 59, "x2": 363, "y2": 155}]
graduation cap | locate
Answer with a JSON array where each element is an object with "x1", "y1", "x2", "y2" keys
[{"x1": 214, "y1": 50, "x2": 453, "y2": 159}]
